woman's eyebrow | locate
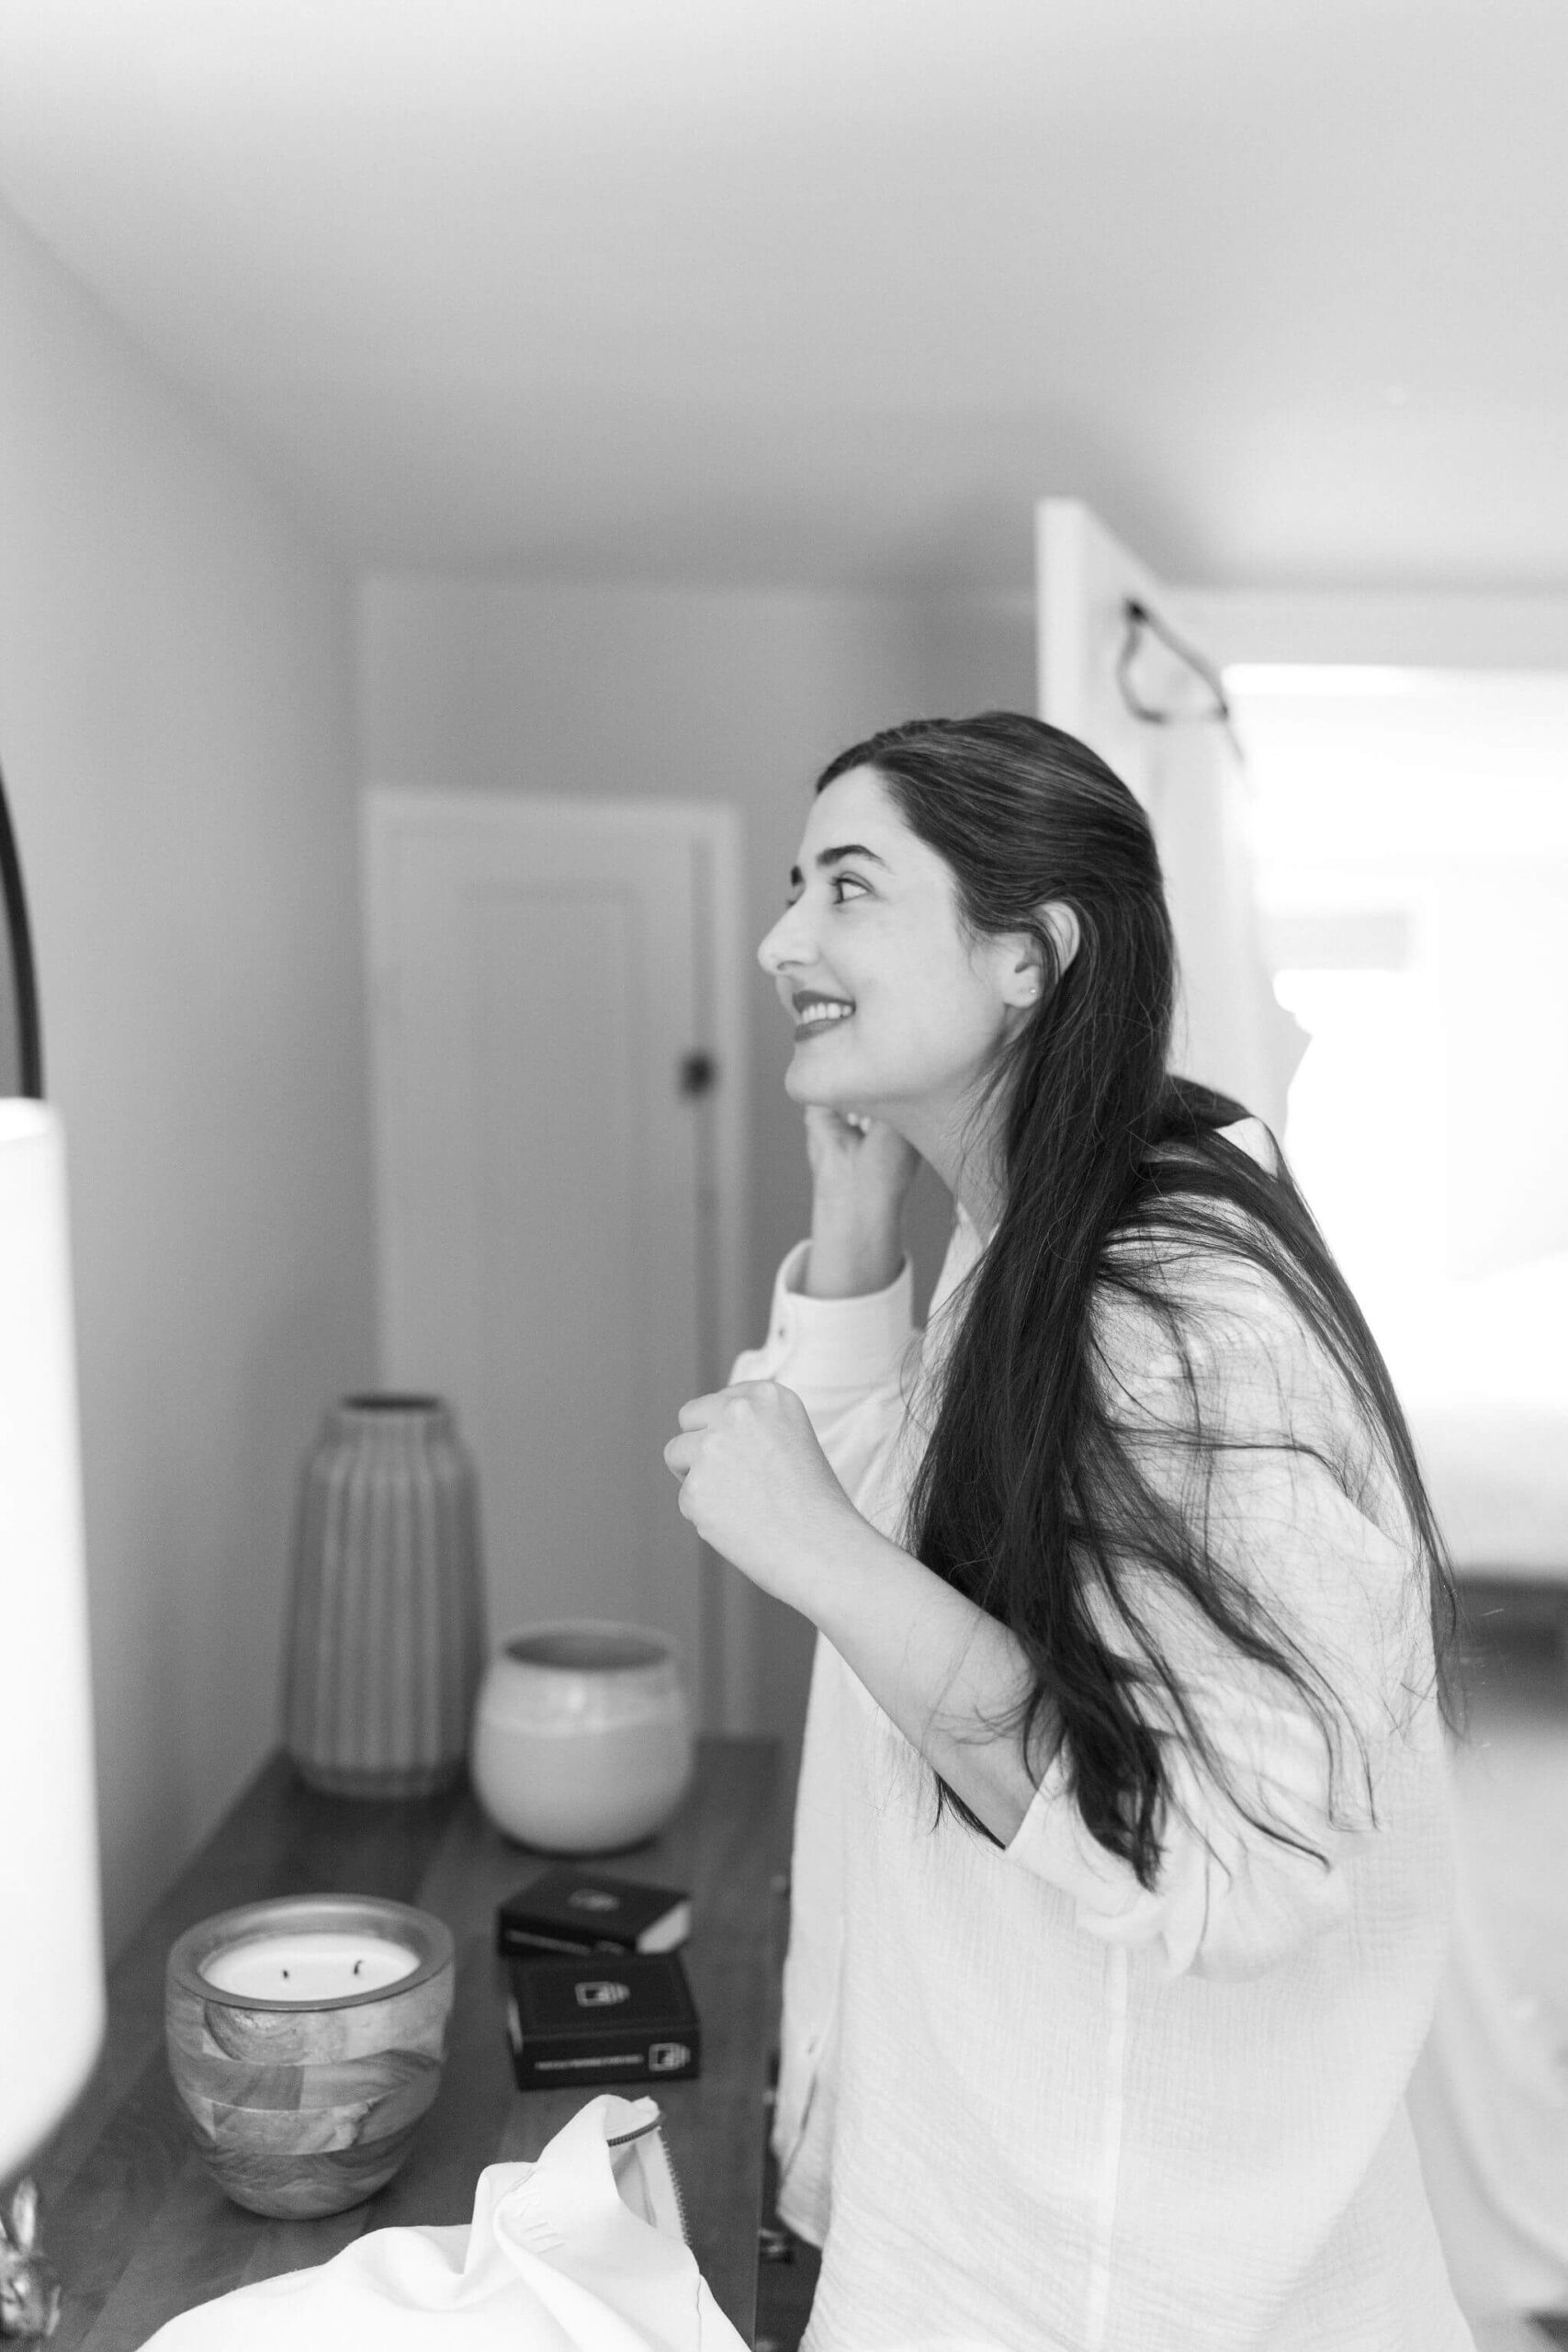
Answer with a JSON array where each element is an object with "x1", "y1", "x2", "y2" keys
[{"x1": 787, "y1": 842, "x2": 890, "y2": 887}]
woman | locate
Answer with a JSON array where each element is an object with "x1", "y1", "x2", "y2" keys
[{"x1": 663, "y1": 713, "x2": 1473, "y2": 2351}]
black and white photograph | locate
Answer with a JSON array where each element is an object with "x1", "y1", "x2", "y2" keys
[{"x1": 2, "y1": 7, "x2": 1566, "y2": 2349}]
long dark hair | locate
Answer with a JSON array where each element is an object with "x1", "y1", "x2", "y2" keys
[{"x1": 817, "y1": 711, "x2": 1465, "y2": 1888}]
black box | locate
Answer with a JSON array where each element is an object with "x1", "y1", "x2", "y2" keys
[
  {"x1": 505, "y1": 1951, "x2": 701, "y2": 2089},
  {"x1": 497, "y1": 1866, "x2": 691, "y2": 1960}
]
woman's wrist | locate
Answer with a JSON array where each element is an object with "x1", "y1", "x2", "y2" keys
[
  {"x1": 785, "y1": 1496, "x2": 893, "y2": 1632},
  {"x1": 802, "y1": 1193, "x2": 904, "y2": 1298}
]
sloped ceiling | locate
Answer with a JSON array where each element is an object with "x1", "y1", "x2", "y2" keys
[{"x1": 0, "y1": 0, "x2": 1563, "y2": 589}]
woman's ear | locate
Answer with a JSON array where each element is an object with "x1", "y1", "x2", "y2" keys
[
  {"x1": 1000, "y1": 902, "x2": 1080, "y2": 1008},
  {"x1": 1040, "y1": 900, "x2": 1081, "y2": 979}
]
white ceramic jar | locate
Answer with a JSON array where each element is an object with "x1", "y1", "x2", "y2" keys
[{"x1": 469, "y1": 1622, "x2": 694, "y2": 1854}]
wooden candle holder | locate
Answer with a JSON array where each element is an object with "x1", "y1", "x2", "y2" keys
[{"x1": 164, "y1": 1895, "x2": 455, "y2": 2218}]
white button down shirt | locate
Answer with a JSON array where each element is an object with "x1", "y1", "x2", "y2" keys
[{"x1": 737, "y1": 1126, "x2": 1473, "y2": 2352}]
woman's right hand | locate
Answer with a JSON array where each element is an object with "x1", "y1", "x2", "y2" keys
[
  {"x1": 800, "y1": 1107, "x2": 920, "y2": 1297},
  {"x1": 804, "y1": 1106, "x2": 920, "y2": 1213}
]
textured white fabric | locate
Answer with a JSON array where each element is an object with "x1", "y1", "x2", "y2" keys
[
  {"x1": 1407, "y1": 1800, "x2": 1568, "y2": 2320},
  {"x1": 140, "y1": 2097, "x2": 744, "y2": 2352},
  {"x1": 1145, "y1": 724, "x2": 1309, "y2": 1139},
  {"x1": 742, "y1": 1125, "x2": 1474, "y2": 2351}
]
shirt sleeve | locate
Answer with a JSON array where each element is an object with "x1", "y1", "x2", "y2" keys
[
  {"x1": 739, "y1": 1253, "x2": 921, "y2": 2233},
  {"x1": 1002, "y1": 1281, "x2": 1432, "y2": 1984},
  {"x1": 729, "y1": 1243, "x2": 919, "y2": 1526},
  {"x1": 731, "y1": 1241, "x2": 916, "y2": 1393}
]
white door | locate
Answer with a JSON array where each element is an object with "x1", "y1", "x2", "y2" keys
[
  {"x1": 1036, "y1": 496, "x2": 1182, "y2": 812},
  {"x1": 1036, "y1": 498, "x2": 1305, "y2": 1136},
  {"x1": 363, "y1": 792, "x2": 750, "y2": 1734}
]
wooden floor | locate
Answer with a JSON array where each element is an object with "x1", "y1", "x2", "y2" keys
[{"x1": 754, "y1": 1578, "x2": 1568, "y2": 2351}]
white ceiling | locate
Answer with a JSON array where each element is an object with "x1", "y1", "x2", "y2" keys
[{"x1": 1, "y1": 0, "x2": 1564, "y2": 592}]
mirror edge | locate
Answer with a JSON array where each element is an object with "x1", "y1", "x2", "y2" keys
[{"x1": 0, "y1": 758, "x2": 44, "y2": 1100}]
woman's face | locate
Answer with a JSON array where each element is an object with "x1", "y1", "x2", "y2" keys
[{"x1": 757, "y1": 765, "x2": 1039, "y2": 1130}]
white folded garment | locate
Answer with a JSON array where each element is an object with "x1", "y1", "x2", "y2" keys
[{"x1": 144, "y1": 2095, "x2": 746, "y2": 2352}]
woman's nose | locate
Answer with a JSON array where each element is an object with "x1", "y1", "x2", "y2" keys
[{"x1": 757, "y1": 899, "x2": 811, "y2": 977}]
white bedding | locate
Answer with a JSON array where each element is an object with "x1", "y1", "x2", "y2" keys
[
  {"x1": 1407, "y1": 1403, "x2": 1568, "y2": 1581},
  {"x1": 1376, "y1": 1251, "x2": 1568, "y2": 1583}
]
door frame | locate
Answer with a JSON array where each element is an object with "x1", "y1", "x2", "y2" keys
[
  {"x1": 1036, "y1": 495, "x2": 1176, "y2": 802},
  {"x1": 360, "y1": 786, "x2": 756, "y2": 1733}
]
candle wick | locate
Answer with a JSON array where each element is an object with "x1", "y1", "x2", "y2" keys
[
  {"x1": 282, "y1": 1968, "x2": 291, "y2": 1979},
  {"x1": 353, "y1": 1960, "x2": 364, "y2": 1975}
]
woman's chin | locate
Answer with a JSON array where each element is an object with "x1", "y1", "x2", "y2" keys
[{"x1": 784, "y1": 1054, "x2": 863, "y2": 1111}]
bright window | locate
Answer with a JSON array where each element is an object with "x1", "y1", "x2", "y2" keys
[{"x1": 1234, "y1": 668, "x2": 1568, "y2": 1417}]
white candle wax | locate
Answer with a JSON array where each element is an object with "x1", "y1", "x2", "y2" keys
[{"x1": 200, "y1": 1931, "x2": 419, "y2": 2003}]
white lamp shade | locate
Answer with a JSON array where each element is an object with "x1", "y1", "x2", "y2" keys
[{"x1": 0, "y1": 1102, "x2": 104, "y2": 2174}]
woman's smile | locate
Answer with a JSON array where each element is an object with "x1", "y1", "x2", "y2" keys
[{"x1": 792, "y1": 989, "x2": 856, "y2": 1042}]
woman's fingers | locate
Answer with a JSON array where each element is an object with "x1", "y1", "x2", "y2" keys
[
  {"x1": 669, "y1": 1385, "x2": 790, "y2": 1479},
  {"x1": 803, "y1": 1105, "x2": 919, "y2": 1176},
  {"x1": 661, "y1": 1380, "x2": 842, "y2": 1606},
  {"x1": 803, "y1": 1103, "x2": 867, "y2": 1156},
  {"x1": 678, "y1": 1383, "x2": 778, "y2": 1432},
  {"x1": 663, "y1": 1432, "x2": 698, "y2": 1478},
  {"x1": 670, "y1": 1388, "x2": 751, "y2": 1475},
  {"x1": 677, "y1": 1388, "x2": 743, "y2": 1431}
]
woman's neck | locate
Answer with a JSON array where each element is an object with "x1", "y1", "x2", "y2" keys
[
  {"x1": 953, "y1": 1159, "x2": 1005, "y2": 1243},
  {"x1": 893, "y1": 1097, "x2": 1008, "y2": 1243}
]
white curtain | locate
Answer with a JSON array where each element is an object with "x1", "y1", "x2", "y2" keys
[
  {"x1": 1407, "y1": 1750, "x2": 1568, "y2": 2324},
  {"x1": 1144, "y1": 716, "x2": 1307, "y2": 1138}
]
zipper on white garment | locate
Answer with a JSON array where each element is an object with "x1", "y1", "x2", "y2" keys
[
  {"x1": 605, "y1": 2114, "x2": 663, "y2": 2146},
  {"x1": 606, "y1": 2110, "x2": 693, "y2": 2245},
  {"x1": 656, "y1": 2140, "x2": 693, "y2": 2248},
  {"x1": 1082, "y1": 1942, "x2": 1129, "y2": 2352}
]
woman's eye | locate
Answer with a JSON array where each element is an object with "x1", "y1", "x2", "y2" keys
[{"x1": 831, "y1": 873, "x2": 870, "y2": 903}]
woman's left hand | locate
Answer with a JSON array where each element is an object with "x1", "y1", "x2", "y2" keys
[{"x1": 663, "y1": 1381, "x2": 857, "y2": 1613}]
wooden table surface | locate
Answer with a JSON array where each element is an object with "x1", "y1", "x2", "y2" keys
[{"x1": 26, "y1": 1737, "x2": 787, "y2": 2351}]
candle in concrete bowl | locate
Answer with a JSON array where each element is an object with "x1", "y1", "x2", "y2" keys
[{"x1": 165, "y1": 1895, "x2": 455, "y2": 2218}]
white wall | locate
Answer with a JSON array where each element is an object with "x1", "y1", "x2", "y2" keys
[
  {"x1": 1172, "y1": 589, "x2": 1568, "y2": 670},
  {"x1": 357, "y1": 574, "x2": 1033, "y2": 1754},
  {"x1": 0, "y1": 200, "x2": 376, "y2": 1956}
]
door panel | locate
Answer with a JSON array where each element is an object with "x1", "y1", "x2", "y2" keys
[
  {"x1": 1036, "y1": 498, "x2": 1306, "y2": 1135},
  {"x1": 1036, "y1": 495, "x2": 1171, "y2": 806},
  {"x1": 366, "y1": 795, "x2": 716, "y2": 1712}
]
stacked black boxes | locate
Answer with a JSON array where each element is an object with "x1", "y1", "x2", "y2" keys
[{"x1": 498, "y1": 1866, "x2": 700, "y2": 2088}]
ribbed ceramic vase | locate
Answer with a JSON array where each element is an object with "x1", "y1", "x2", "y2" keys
[{"x1": 282, "y1": 1395, "x2": 487, "y2": 1798}]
